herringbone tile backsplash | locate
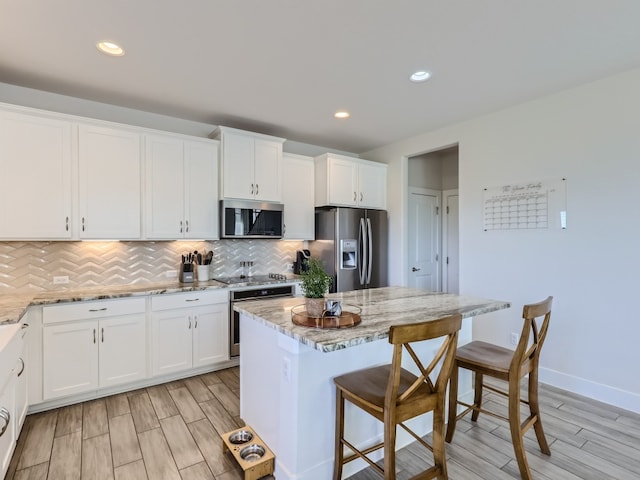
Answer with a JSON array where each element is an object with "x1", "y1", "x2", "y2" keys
[{"x1": 0, "y1": 240, "x2": 303, "y2": 293}]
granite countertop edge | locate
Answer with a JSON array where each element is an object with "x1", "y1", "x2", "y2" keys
[
  {"x1": 235, "y1": 287, "x2": 511, "y2": 353},
  {"x1": 0, "y1": 278, "x2": 300, "y2": 326}
]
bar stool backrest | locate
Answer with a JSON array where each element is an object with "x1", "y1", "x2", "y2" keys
[{"x1": 512, "y1": 296, "x2": 553, "y2": 378}]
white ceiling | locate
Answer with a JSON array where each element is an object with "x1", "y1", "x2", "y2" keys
[{"x1": 2, "y1": 1, "x2": 640, "y2": 153}]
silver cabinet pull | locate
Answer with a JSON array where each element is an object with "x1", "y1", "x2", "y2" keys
[
  {"x1": 250, "y1": 183, "x2": 254, "y2": 195},
  {"x1": 93, "y1": 328, "x2": 96, "y2": 344},
  {"x1": 65, "y1": 216, "x2": 69, "y2": 231},
  {"x1": 255, "y1": 183, "x2": 259, "y2": 195},
  {"x1": 0, "y1": 408, "x2": 10, "y2": 437},
  {"x1": 82, "y1": 217, "x2": 86, "y2": 232},
  {"x1": 180, "y1": 220, "x2": 183, "y2": 233},
  {"x1": 17, "y1": 357, "x2": 25, "y2": 377},
  {"x1": 89, "y1": 308, "x2": 107, "y2": 312},
  {"x1": 353, "y1": 191, "x2": 357, "y2": 201},
  {"x1": 101, "y1": 327, "x2": 104, "y2": 343},
  {"x1": 194, "y1": 316, "x2": 198, "y2": 329},
  {"x1": 360, "y1": 192, "x2": 363, "y2": 202},
  {"x1": 185, "y1": 220, "x2": 189, "y2": 233},
  {"x1": 185, "y1": 298, "x2": 200, "y2": 302},
  {"x1": 188, "y1": 316, "x2": 192, "y2": 329}
]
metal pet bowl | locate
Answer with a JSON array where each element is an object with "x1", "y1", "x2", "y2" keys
[
  {"x1": 239, "y1": 444, "x2": 266, "y2": 462},
  {"x1": 228, "y1": 430, "x2": 254, "y2": 445}
]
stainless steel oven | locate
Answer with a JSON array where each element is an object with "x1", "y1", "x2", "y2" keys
[{"x1": 229, "y1": 284, "x2": 295, "y2": 357}]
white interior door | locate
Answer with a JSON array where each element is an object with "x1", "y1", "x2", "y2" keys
[
  {"x1": 407, "y1": 188, "x2": 441, "y2": 290},
  {"x1": 443, "y1": 190, "x2": 459, "y2": 294}
]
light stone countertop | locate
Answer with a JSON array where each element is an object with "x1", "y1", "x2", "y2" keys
[
  {"x1": 234, "y1": 286, "x2": 511, "y2": 352},
  {"x1": 0, "y1": 277, "x2": 299, "y2": 325}
]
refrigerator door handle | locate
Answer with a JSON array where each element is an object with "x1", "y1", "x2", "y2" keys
[
  {"x1": 359, "y1": 218, "x2": 367, "y2": 285},
  {"x1": 366, "y1": 217, "x2": 373, "y2": 284}
]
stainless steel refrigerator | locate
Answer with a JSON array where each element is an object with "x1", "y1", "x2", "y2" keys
[{"x1": 309, "y1": 207, "x2": 388, "y2": 292}]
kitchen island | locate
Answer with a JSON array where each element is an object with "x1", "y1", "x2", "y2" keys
[{"x1": 235, "y1": 286, "x2": 510, "y2": 480}]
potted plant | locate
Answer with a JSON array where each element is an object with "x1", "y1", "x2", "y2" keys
[{"x1": 300, "y1": 257, "x2": 333, "y2": 317}]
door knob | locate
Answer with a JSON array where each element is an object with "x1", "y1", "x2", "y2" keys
[{"x1": 412, "y1": 267, "x2": 421, "y2": 272}]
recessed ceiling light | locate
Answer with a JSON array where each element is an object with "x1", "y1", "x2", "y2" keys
[
  {"x1": 409, "y1": 70, "x2": 431, "y2": 83},
  {"x1": 334, "y1": 111, "x2": 350, "y2": 119},
  {"x1": 96, "y1": 41, "x2": 125, "y2": 57}
]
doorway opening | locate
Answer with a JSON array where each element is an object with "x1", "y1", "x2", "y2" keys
[{"x1": 407, "y1": 145, "x2": 459, "y2": 293}]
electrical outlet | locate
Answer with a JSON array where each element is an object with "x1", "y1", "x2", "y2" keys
[
  {"x1": 53, "y1": 276, "x2": 69, "y2": 285},
  {"x1": 282, "y1": 357, "x2": 292, "y2": 383},
  {"x1": 510, "y1": 332, "x2": 520, "y2": 346},
  {"x1": 165, "y1": 270, "x2": 178, "y2": 279}
]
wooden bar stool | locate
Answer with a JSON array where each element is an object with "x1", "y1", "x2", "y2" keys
[
  {"x1": 333, "y1": 314, "x2": 462, "y2": 480},
  {"x1": 445, "y1": 297, "x2": 553, "y2": 480}
]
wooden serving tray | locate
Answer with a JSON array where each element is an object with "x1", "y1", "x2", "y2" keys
[{"x1": 291, "y1": 304, "x2": 361, "y2": 329}]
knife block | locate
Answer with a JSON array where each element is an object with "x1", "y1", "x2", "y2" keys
[{"x1": 179, "y1": 263, "x2": 194, "y2": 283}]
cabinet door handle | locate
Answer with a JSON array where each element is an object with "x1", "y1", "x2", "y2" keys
[
  {"x1": 0, "y1": 408, "x2": 10, "y2": 437},
  {"x1": 82, "y1": 217, "x2": 86, "y2": 232},
  {"x1": 17, "y1": 358, "x2": 25, "y2": 377},
  {"x1": 353, "y1": 191, "x2": 357, "y2": 201},
  {"x1": 185, "y1": 298, "x2": 200, "y2": 302},
  {"x1": 101, "y1": 327, "x2": 104, "y2": 343},
  {"x1": 188, "y1": 317, "x2": 192, "y2": 329},
  {"x1": 21, "y1": 323, "x2": 29, "y2": 329},
  {"x1": 65, "y1": 216, "x2": 69, "y2": 231},
  {"x1": 185, "y1": 220, "x2": 189, "y2": 233},
  {"x1": 250, "y1": 183, "x2": 254, "y2": 195},
  {"x1": 93, "y1": 328, "x2": 96, "y2": 344},
  {"x1": 89, "y1": 308, "x2": 107, "y2": 312},
  {"x1": 180, "y1": 220, "x2": 183, "y2": 233},
  {"x1": 194, "y1": 316, "x2": 198, "y2": 329},
  {"x1": 360, "y1": 192, "x2": 363, "y2": 202},
  {"x1": 255, "y1": 183, "x2": 259, "y2": 195}
]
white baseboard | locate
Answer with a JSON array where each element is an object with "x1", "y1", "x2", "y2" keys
[{"x1": 539, "y1": 367, "x2": 640, "y2": 414}]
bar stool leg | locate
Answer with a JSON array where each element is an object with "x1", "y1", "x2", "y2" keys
[
  {"x1": 433, "y1": 401, "x2": 448, "y2": 478},
  {"x1": 333, "y1": 389, "x2": 345, "y2": 480},
  {"x1": 471, "y1": 372, "x2": 484, "y2": 421},
  {"x1": 445, "y1": 364, "x2": 459, "y2": 442},
  {"x1": 528, "y1": 368, "x2": 550, "y2": 455},
  {"x1": 383, "y1": 417, "x2": 397, "y2": 480},
  {"x1": 509, "y1": 378, "x2": 533, "y2": 480}
]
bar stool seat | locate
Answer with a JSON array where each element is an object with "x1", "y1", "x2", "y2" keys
[{"x1": 333, "y1": 314, "x2": 462, "y2": 480}]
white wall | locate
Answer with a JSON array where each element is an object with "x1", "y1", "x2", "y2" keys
[{"x1": 363, "y1": 67, "x2": 640, "y2": 413}]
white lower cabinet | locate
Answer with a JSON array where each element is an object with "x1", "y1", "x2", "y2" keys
[
  {"x1": 0, "y1": 324, "x2": 23, "y2": 479},
  {"x1": 151, "y1": 291, "x2": 228, "y2": 376},
  {"x1": 42, "y1": 298, "x2": 146, "y2": 400}
]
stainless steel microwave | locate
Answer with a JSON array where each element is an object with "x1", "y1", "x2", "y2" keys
[{"x1": 220, "y1": 199, "x2": 284, "y2": 239}]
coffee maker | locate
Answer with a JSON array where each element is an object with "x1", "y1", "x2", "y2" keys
[{"x1": 293, "y1": 249, "x2": 311, "y2": 274}]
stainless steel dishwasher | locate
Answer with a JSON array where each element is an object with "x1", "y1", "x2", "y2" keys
[{"x1": 229, "y1": 285, "x2": 295, "y2": 357}]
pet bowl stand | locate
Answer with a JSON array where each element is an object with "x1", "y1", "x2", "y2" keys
[{"x1": 222, "y1": 425, "x2": 275, "y2": 480}]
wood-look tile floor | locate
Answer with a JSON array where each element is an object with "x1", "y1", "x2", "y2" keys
[
  {"x1": 347, "y1": 381, "x2": 640, "y2": 480},
  {"x1": 7, "y1": 370, "x2": 640, "y2": 479},
  {"x1": 6, "y1": 368, "x2": 248, "y2": 480}
]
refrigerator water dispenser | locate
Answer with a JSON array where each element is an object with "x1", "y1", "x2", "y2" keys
[{"x1": 340, "y1": 239, "x2": 357, "y2": 270}]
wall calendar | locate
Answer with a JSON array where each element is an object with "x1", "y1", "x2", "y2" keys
[{"x1": 483, "y1": 178, "x2": 567, "y2": 231}]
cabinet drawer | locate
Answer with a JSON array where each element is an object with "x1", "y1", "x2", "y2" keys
[
  {"x1": 43, "y1": 298, "x2": 146, "y2": 324},
  {"x1": 151, "y1": 289, "x2": 228, "y2": 311}
]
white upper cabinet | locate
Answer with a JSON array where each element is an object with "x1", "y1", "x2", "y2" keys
[
  {"x1": 314, "y1": 153, "x2": 387, "y2": 210},
  {"x1": 214, "y1": 126, "x2": 285, "y2": 202},
  {"x1": 0, "y1": 110, "x2": 73, "y2": 239},
  {"x1": 79, "y1": 125, "x2": 142, "y2": 239},
  {"x1": 282, "y1": 153, "x2": 315, "y2": 240},
  {"x1": 144, "y1": 134, "x2": 219, "y2": 239}
]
